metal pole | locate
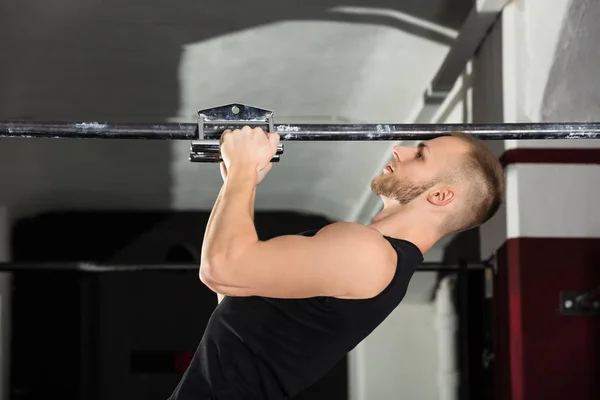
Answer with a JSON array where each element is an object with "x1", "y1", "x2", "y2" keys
[
  {"x1": 2, "y1": 120, "x2": 600, "y2": 141},
  {"x1": 457, "y1": 259, "x2": 471, "y2": 400},
  {"x1": 0, "y1": 261, "x2": 490, "y2": 272},
  {"x1": 239, "y1": 122, "x2": 600, "y2": 141},
  {"x1": 0, "y1": 121, "x2": 197, "y2": 140}
]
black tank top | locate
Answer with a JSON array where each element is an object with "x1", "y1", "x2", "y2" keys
[{"x1": 168, "y1": 229, "x2": 424, "y2": 400}]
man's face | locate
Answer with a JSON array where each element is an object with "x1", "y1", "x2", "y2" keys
[{"x1": 370, "y1": 136, "x2": 468, "y2": 204}]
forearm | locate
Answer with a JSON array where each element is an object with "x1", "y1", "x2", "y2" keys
[
  {"x1": 202, "y1": 164, "x2": 259, "y2": 264},
  {"x1": 201, "y1": 165, "x2": 257, "y2": 302},
  {"x1": 205, "y1": 173, "x2": 256, "y2": 234},
  {"x1": 201, "y1": 185, "x2": 227, "y2": 301}
]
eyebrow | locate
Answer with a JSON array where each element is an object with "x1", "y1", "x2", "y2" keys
[{"x1": 417, "y1": 142, "x2": 430, "y2": 155}]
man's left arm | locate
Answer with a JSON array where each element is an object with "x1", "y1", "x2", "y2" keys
[
  {"x1": 199, "y1": 126, "x2": 277, "y2": 298},
  {"x1": 201, "y1": 164, "x2": 258, "y2": 304}
]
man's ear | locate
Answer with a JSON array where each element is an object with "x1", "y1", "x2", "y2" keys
[{"x1": 427, "y1": 186, "x2": 456, "y2": 206}]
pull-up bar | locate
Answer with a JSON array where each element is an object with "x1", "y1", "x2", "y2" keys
[{"x1": 1, "y1": 103, "x2": 599, "y2": 162}]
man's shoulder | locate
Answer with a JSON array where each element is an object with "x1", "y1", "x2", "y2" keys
[
  {"x1": 308, "y1": 223, "x2": 398, "y2": 299},
  {"x1": 314, "y1": 222, "x2": 391, "y2": 246}
]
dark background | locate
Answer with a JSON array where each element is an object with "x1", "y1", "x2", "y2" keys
[{"x1": 9, "y1": 210, "x2": 348, "y2": 400}]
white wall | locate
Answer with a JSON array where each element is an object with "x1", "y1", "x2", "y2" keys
[
  {"x1": 351, "y1": 303, "x2": 440, "y2": 400},
  {"x1": 486, "y1": 161, "x2": 600, "y2": 253},
  {"x1": 508, "y1": 164, "x2": 600, "y2": 238}
]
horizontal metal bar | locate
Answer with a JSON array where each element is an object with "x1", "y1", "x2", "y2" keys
[
  {"x1": 0, "y1": 121, "x2": 197, "y2": 140},
  {"x1": 417, "y1": 262, "x2": 489, "y2": 272},
  {"x1": 0, "y1": 262, "x2": 194, "y2": 272},
  {"x1": 0, "y1": 261, "x2": 490, "y2": 272},
  {"x1": 217, "y1": 122, "x2": 600, "y2": 140},
  {"x1": 2, "y1": 121, "x2": 600, "y2": 140}
]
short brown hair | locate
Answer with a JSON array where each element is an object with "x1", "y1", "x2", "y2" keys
[{"x1": 443, "y1": 132, "x2": 505, "y2": 233}]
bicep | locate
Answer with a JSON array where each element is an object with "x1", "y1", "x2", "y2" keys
[
  {"x1": 226, "y1": 235, "x2": 346, "y2": 298},
  {"x1": 204, "y1": 223, "x2": 396, "y2": 299}
]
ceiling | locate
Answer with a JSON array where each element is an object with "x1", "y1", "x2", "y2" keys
[{"x1": 0, "y1": 0, "x2": 473, "y2": 225}]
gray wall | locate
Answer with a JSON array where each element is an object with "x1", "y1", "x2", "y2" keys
[{"x1": 541, "y1": 0, "x2": 600, "y2": 122}]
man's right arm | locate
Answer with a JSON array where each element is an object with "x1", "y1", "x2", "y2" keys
[{"x1": 201, "y1": 222, "x2": 398, "y2": 300}]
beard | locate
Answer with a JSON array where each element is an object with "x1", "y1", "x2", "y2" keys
[{"x1": 370, "y1": 172, "x2": 437, "y2": 204}]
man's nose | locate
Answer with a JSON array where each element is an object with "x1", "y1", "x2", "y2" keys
[{"x1": 392, "y1": 145, "x2": 417, "y2": 162}]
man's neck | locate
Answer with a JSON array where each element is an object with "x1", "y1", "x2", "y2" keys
[{"x1": 367, "y1": 204, "x2": 444, "y2": 256}]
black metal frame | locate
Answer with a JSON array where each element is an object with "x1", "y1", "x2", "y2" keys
[{"x1": 456, "y1": 259, "x2": 494, "y2": 400}]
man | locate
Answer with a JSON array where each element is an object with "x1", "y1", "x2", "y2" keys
[{"x1": 169, "y1": 126, "x2": 504, "y2": 400}]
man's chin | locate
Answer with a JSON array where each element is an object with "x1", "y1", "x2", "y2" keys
[
  {"x1": 370, "y1": 187, "x2": 387, "y2": 199},
  {"x1": 369, "y1": 182, "x2": 381, "y2": 195}
]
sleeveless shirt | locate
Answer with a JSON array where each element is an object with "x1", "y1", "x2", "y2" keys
[{"x1": 168, "y1": 228, "x2": 424, "y2": 399}]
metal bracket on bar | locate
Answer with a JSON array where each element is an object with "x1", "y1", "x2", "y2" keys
[
  {"x1": 190, "y1": 103, "x2": 284, "y2": 163},
  {"x1": 560, "y1": 286, "x2": 600, "y2": 317}
]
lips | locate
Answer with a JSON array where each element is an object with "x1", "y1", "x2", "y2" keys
[{"x1": 386, "y1": 165, "x2": 393, "y2": 172}]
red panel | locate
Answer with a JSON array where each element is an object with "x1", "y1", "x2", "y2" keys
[
  {"x1": 495, "y1": 238, "x2": 600, "y2": 400},
  {"x1": 499, "y1": 148, "x2": 600, "y2": 168}
]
